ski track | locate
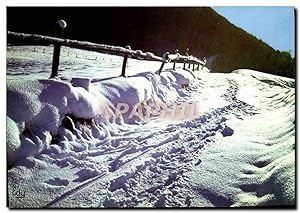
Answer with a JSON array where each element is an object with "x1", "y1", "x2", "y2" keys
[{"x1": 37, "y1": 74, "x2": 261, "y2": 208}]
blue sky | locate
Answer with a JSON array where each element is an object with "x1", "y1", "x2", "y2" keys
[{"x1": 212, "y1": 6, "x2": 295, "y2": 57}]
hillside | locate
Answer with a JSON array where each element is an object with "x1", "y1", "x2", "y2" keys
[{"x1": 7, "y1": 7, "x2": 295, "y2": 78}]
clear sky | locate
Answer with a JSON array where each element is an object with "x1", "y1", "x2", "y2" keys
[{"x1": 212, "y1": 6, "x2": 295, "y2": 57}]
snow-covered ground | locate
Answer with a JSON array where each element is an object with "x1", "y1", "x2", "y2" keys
[{"x1": 7, "y1": 46, "x2": 295, "y2": 208}]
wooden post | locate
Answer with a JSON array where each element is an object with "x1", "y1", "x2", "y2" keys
[
  {"x1": 197, "y1": 63, "x2": 200, "y2": 70},
  {"x1": 121, "y1": 45, "x2": 131, "y2": 77},
  {"x1": 173, "y1": 49, "x2": 179, "y2": 70},
  {"x1": 185, "y1": 48, "x2": 190, "y2": 70},
  {"x1": 159, "y1": 61, "x2": 166, "y2": 75},
  {"x1": 50, "y1": 20, "x2": 67, "y2": 78},
  {"x1": 183, "y1": 62, "x2": 186, "y2": 70},
  {"x1": 121, "y1": 55, "x2": 128, "y2": 77},
  {"x1": 192, "y1": 63, "x2": 195, "y2": 71},
  {"x1": 159, "y1": 52, "x2": 169, "y2": 75},
  {"x1": 186, "y1": 48, "x2": 189, "y2": 56}
]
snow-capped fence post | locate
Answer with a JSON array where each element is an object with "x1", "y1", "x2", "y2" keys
[
  {"x1": 50, "y1": 20, "x2": 67, "y2": 78},
  {"x1": 121, "y1": 45, "x2": 131, "y2": 77},
  {"x1": 186, "y1": 48, "x2": 192, "y2": 69},
  {"x1": 186, "y1": 48, "x2": 189, "y2": 56},
  {"x1": 183, "y1": 48, "x2": 189, "y2": 70},
  {"x1": 173, "y1": 49, "x2": 179, "y2": 70},
  {"x1": 158, "y1": 52, "x2": 169, "y2": 75}
]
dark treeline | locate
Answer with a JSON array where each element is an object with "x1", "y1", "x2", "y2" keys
[{"x1": 7, "y1": 7, "x2": 295, "y2": 78}]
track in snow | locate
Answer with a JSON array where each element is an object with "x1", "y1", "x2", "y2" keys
[{"x1": 42, "y1": 75, "x2": 259, "y2": 208}]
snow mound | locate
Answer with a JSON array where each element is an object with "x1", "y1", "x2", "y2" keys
[
  {"x1": 7, "y1": 69, "x2": 196, "y2": 163},
  {"x1": 232, "y1": 69, "x2": 295, "y2": 88},
  {"x1": 7, "y1": 80, "x2": 43, "y2": 123},
  {"x1": 7, "y1": 116, "x2": 21, "y2": 166},
  {"x1": 100, "y1": 76, "x2": 153, "y2": 107},
  {"x1": 171, "y1": 69, "x2": 195, "y2": 85}
]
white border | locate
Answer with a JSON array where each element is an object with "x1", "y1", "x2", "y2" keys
[
  {"x1": 2, "y1": 0, "x2": 299, "y2": 6},
  {"x1": 1, "y1": 1, "x2": 298, "y2": 212}
]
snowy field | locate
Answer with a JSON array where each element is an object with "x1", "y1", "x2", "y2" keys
[{"x1": 7, "y1": 46, "x2": 295, "y2": 208}]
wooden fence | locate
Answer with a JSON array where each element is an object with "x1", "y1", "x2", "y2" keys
[{"x1": 7, "y1": 20, "x2": 206, "y2": 78}]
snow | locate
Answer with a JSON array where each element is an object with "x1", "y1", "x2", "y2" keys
[
  {"x1": 6, "y1": 63, "x2": 196, "y2": 164},
  {"x1": 171, "y1": 69, "x2": 195, "y2": 85},
  {"x1": 6, "y1": 46, "x2": 295, "y2": 208},
  {"x1": 7, "y1": 117, "x2": 21, "y2": 166},
  {"x1": 7, "y1": 80, "x2": 43, "y2": 123}
]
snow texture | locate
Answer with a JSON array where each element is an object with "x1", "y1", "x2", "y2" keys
[
  {"x1": 7, "y1": 116, "x2": 21, "y2": 166},
  {"x1": 7, "y1": 46, "x2": 295, "y2": 208}
]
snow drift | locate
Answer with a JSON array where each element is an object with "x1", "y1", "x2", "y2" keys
[
  {"x1": 7, "y1": 46, "x2": 295, "y2": 208},
  {"x1": 7, "y1": 68, "x2": 196, "y2": 165}
]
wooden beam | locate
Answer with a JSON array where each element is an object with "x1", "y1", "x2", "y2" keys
[
  {"x1": 7, "y1": 31, "x2": 163, "y2": 62},
  {"x1": 50, "y1": 20, "x2": 67, "y2": 78}
]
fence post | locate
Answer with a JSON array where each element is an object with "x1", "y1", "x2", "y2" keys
[
  {"x1": 121, "y1": 55, "x2": 128, "y2": 77},
  {"x1": 50, "y1": 20, "x2": 67, "y2": 78},
  {"x1": 173, "y1": 49, "x2": 179, "y2": 70},
  {"x1": 159, "y1": 52, "x2": 169, "y2": 75},
  {"x1": 121, "y1": 45, "x2": 131, "y2": 77},
  {"x1": 192, "y1": 63, "x2": 195, "y2": 71},
  {"x1": 197, "y1": 63, "x2": 200, "y2": 70},
  {"x1": 184, "y1": 48, "x2": 189, "y2": 70}
]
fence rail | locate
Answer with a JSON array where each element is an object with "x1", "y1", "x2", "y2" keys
[
  {"x1": 7, "y1": 31, "x2": 163, "y2": 62},
  {"x1": 7, "y1": 25, "x2": 206, "y2": 78},
  {"x1": 167, "y1": 53, "x2": 205, "y2": 65}
]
